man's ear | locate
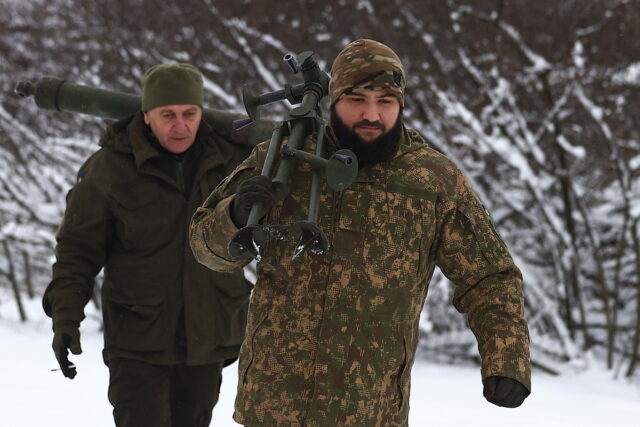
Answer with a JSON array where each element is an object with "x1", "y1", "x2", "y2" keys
[{"x1": 143, "y1": 111, "x2": 150, "y2": 125}]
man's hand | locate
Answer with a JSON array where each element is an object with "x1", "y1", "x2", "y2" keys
[
  {"x1": 483, "y1": 376, "x2": 529, "y2": 408},
  {"x1": 52, "y1": 322, "x2": 82, "y2": 379},
  {"x1": 231, "y1": 175, "x2": 277, "y2": 228}
]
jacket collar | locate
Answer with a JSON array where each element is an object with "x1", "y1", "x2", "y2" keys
[
  {"x1": 99, "y1": 111, "x2": 230, "y2": 172},
  {"x1": 323, "y1": 121, "x2": 426, "y2": 183}
]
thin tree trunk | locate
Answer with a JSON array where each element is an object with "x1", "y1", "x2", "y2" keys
[
  {"x1": 572, "y1": 188, "x2": 617, "y2": 367},
  {"x1": 625, "y1": 218, "x2": 640, "y2": 377},
  {"x1": 22, "y1": 250, "x2": 35, "y2": 299},
  {"x1": 548, "y1": 90, "x2": 591, "y2": 347},
  {"x1": 3, "y1": 240, "x2": 26, "y2": 322}
]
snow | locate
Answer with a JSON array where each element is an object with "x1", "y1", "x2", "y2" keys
[
  {"x1": 356, "y1": 0, "x2": 375, "y2": 14},
  {"x1": 612, "y1": 62, "x2": 640, "y2": 86},
  {"x1": 202, "y1": 78, "x2": 240, "y2": 110},
  {"x1": 1, "y1": 297, "x2": 639, "y2": 427},
  {"x1": 497, "y1": 21, "x2": 551, "y2": 74},
  {"x1": 556, "y1": 134, "x2": 587, "y2": 159},
  {"x1": 572, "y1": 40, "x2": 586, "y2": 69}
]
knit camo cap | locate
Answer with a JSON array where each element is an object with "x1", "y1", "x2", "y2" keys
[
  {"x1": 141, "y1": 63, "x2": 204, "y2": 111},
  {"x1": 329, "y1": 39, "x2": 405, "y2": 106}
]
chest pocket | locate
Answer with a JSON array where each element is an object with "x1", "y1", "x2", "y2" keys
[
  {"x1": 337, "y1": 185, "x2": 425, "y2": 261},
  {"x1": 334, "y1": 184, "x2": 426, "y2": 320},
  {"x1": 332, "y1": 188, "x2": 370, "y2": 261},
  {"x1": 368, "y1": 188, "x2": 426, "y2": 274},
  {"x1": 110, "y1": 182, "x2": 181, "y2": 249},
  {"x1": 369, "y1": 189, "x2": 421, "y2": 245},
  {"x1": 338, "y1": 188, "x2": 370, "y2": 232}
]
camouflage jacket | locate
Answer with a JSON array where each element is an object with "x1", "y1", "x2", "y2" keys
[{"x1": 190, "y1": 124, "x2": 531, "y2": 426}]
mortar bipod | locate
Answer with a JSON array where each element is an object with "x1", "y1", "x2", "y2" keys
[
  {"x1": 227, "y1": 51, "x2": 358, "y2": 261},
  {"x1": 227, "y1": 121, "x2": 358, "y2": 260},
  {"x1": 276, "y1": 125, "x2": 357, "y2": 260}
]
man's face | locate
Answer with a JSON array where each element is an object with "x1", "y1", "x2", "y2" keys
[
  {"x1": 333, "y1": 89, "x2": 401, "y2": 143},
  {"x1": 143, "y1": 104, "x2": 202, "y2": 154}
]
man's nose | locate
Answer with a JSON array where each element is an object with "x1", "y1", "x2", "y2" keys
[
  {"x1": 173, "y1": 117, "x2": 188, "y2": 132},
  {"x1": 361, "y1": 104, "x2": 380, "y2": 122}
]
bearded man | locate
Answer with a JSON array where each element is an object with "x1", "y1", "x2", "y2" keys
[{"x1": 190, "y1": 39, "x2": 531, "y2": 426}]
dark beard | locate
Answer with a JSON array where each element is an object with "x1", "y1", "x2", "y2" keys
[{"x1": 330, "y1": 106, "x2": 402, "y2": 168}]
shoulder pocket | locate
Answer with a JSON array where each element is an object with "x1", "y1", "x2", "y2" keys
[{"x1": 457, "y1": 198, "x2": 511, "y2": 269}]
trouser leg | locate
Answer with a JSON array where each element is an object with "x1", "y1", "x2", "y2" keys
[
  {"x1": 169, "y1": 361, "x2": 224, "y2": 427},
  {"x1": 107, "y1": 358, "x2": 172, "y2": 427}
]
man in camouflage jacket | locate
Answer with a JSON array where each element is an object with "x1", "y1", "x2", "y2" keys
[
  {"x1": 43, "y1": 63, "x2": 253, "y2": 427},
  {"x1": 190, "y1": 40, "x2": 531, "y2": 426}
]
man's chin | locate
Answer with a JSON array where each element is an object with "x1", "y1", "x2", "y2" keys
[
  {"x1": 162, "y1": 138, "x2": 195, "y2": 154},
  {"x1": 330, "y1": 105, "x2": 403, "y2": 168},
  {"x1": 169, "y1": 136, "x2": 192, "y2": 143},
  {"x1": 354, "y1": 130, "x2": 383, "y2": 142}
]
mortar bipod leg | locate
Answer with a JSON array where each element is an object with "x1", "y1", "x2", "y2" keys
[
  {"x1": 271, "y1": 118, "x2": 310, "y2": 200},
  {"x1": 307, "y1": 124, "x2": 325, "y2": 224},
  {"x1": 227, "y1": 126, "x2": 285, "y2": 260},
  {"x1": 290, "y1": 125, "x2": 329, "y2": 260}
]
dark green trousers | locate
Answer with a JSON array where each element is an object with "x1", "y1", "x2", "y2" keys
[{"x1": 107, "y1": 358, "x2": 224, "y2": 427}]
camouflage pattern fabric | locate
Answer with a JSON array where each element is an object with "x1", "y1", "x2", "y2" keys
[
  {"x1": 329, "y1": 39, "x2": 406, "y2": 106},
  {"x1": 190, "y1": 125, "x2": 531, "y2": 426}
]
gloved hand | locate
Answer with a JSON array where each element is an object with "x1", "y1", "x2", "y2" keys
[
  {"x1": 231, "y1": 175, "x2": 277, "y2": 228},
  {"x1": 52, "y1": 322, "x2": 82, "y2": 379},
  {"x1": 483, "y1": 376, "x2": 529, "y2": 408}
]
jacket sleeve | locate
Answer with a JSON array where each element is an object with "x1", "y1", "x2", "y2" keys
[
  {"x1": 43, "y1": 158, "x2": 113, "y2": 326},
  {"x1": 434, "y1": 171, "x2": 531, "y2": 392},
  {"x1": 190, "y1": 142, "x2": 265, "y2": 272}
]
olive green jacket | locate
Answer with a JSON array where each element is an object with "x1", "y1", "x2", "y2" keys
[
  {"x1": 190, "y1": 125, "x2": 531, "y2": 426},
  {"x1": 44, "y1": 112, "x2": 253, "y2": 366}
]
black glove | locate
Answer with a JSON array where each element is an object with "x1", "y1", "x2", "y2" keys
[
  {"x1": 231, "y1": 175, "x2": 277, "y2": 228},
  {"x1": 483, "y1": 376, "x2": 529, "y2": 408},
  {"x1": 52, "y1": 322, "x2": 82, "y2": 379}
]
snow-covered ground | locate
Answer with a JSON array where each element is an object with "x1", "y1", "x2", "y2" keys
[{"x1": 1, "y1": 297, "x2": 639, "y2": 427}]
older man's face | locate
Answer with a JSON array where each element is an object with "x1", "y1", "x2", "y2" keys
[{"x1": 143, "y1": 104, "x2": 202, "y2": 154}]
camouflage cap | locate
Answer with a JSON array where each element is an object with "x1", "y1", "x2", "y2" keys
[
  {"x1": 329, "y1": 39, "x2": 405, "y2": 106},
  {"x1": 141, "y1": 63, "x2": 204, "y2": 111}
]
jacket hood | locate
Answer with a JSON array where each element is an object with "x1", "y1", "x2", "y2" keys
[{"x1": 98, "y1": 113, "x2": 138, "y2": 153}]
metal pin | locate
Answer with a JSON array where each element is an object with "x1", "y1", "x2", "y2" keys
[{"x1": 51, "y1": 364, "x2": 75, "y2": 371}]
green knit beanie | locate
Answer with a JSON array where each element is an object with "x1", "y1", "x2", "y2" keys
[{"x1": 141, "y1": 63, "x2": 204, "y2": 111}]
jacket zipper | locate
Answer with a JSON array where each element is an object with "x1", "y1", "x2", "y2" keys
[{"x1": 176, "y1": 157, "x2": 186, "y2": 196}]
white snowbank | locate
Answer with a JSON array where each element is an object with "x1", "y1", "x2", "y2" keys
[{"x1": 1, "y1": 297, "x2": 638, "y2": 427}]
